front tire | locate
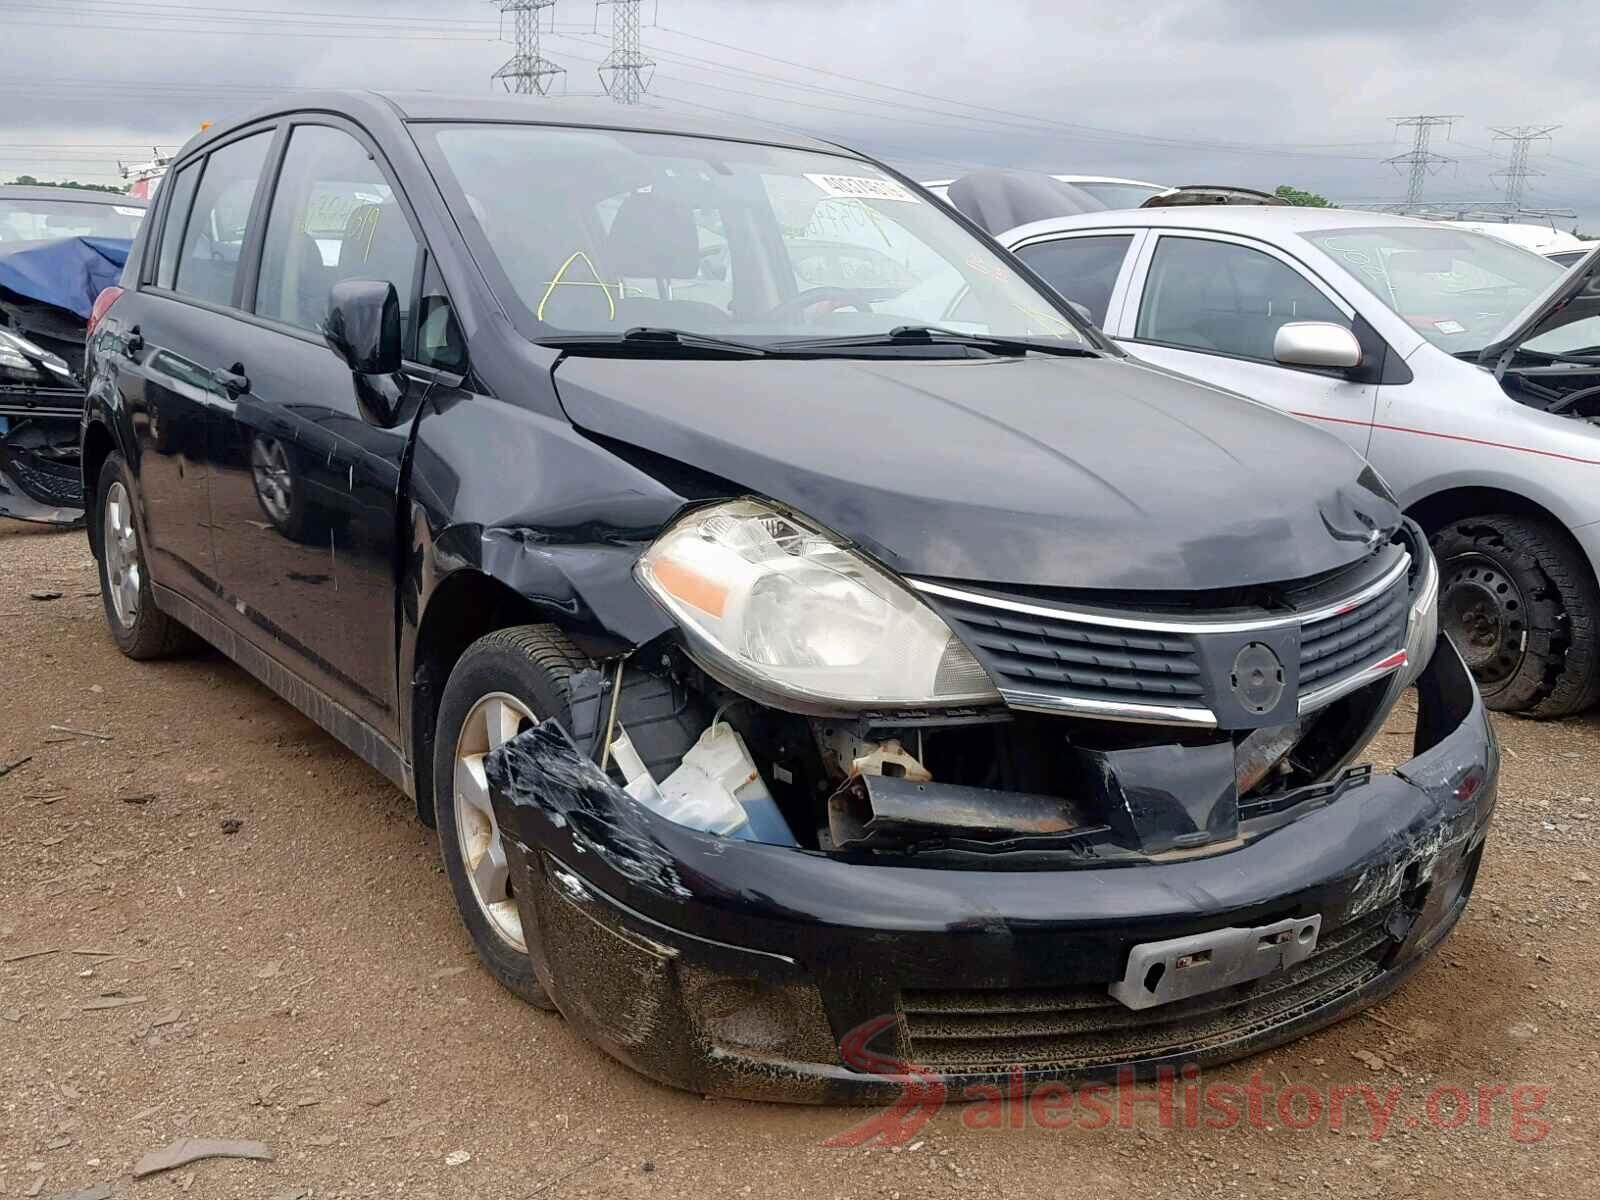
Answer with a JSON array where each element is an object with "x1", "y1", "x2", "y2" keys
[
  {"x1": 1433, "y1": 514, "x2": 1600, "y2": 718},
  {"x1": 93, "y1": 453, "x2": 195, "y2": 660},
  {"x1": 433, "y1": 625, "x2": 587, "y2": 1009}
]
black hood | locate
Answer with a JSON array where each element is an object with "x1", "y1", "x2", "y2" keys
[{"x1": 551, "y1": 353, "x2": 1400, "y2": 592}]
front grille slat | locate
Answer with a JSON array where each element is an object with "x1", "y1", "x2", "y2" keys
[
  {"x1": 920, "y1": 552, "x2": 1411, "y2": 723},
  {"x1": 1299, "y1": 588, "x2": 1407, "y2": 688},
  {"x1": 901, "y1": 910, "x2": 1394, "y2": 1070}
]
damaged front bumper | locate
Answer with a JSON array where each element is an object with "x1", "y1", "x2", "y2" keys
[
  {"x1": 485, "y1": 634, "x2": 1496, "y2": 1104},
  {"x1": 0, "y1": 393, "x2": 83, "y2": 525}
]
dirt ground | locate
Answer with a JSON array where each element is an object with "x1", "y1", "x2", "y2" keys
[{"x1": 1, "y1": 518, "x2": 1597, "y2": 1200}]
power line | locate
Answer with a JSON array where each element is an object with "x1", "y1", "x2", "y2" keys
[
  {"x1": 1490, "y1": 124, "x2": 1559, "y2": 210},
  {"x1": 1384, "y1": 115, "x2": 1460, "y2": 210},
  {"x1": 491, "y1": 0, "x2": 567, "y2": 95},
  {"x1": 595, "y1": 1, "x2": 654, "y2": 105},
  {"x1": 647, "y1": 24, "x2": 1395, "y2": 163}
]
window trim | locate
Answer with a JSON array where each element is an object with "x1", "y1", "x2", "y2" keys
[
  {"x1": 142, "y1": 157, "x2": 201, "y2": 290},
  {"x1": 1007, "y1": 227, "x2": 1147, "y2": 332},
  {"x1": 1123, "y1": 229, "x2": 1360, "y2": 369}
]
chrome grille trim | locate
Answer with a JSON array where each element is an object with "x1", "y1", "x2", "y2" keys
[
  {"x1": 912, "y1": 552, "x2": 1410, "y2": 635},
  {"x1": 917, "y1": 551, "x2": 1413, "y2": 727}
]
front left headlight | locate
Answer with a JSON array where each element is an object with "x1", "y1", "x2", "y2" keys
[{"x1": 636, "y1": 498, "x2": 1000, "y2": 710}]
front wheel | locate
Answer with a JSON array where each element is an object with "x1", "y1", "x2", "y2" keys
[
  {"x1": 1433, "y1": 514, "x2": 1600, "y2": 718},
  {"x1": 432, "y1": 625, "x2": 587, "y2": 1009}
]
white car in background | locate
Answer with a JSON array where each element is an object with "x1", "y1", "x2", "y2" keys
[
  {"x1": 1445, "y1": 220, "x2": 1591, "y2": 263},
  {"x1": 923, "y1": 173, "x2": 1168, "y2": 209},
  {"x1": 962, "y1": 196, "x2": 1600, "y2": 717}
]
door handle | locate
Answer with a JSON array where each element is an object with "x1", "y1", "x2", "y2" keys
[{"x1": 213, "y1": 363, "x2": 250, "y2": 396}]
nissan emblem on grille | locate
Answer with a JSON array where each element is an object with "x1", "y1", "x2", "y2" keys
[{"x1": 1231, "y1": 642, "x2": 1286, "y2": 715}]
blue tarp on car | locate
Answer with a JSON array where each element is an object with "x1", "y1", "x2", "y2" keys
[{"x1": 0, "y1": 236, "x2": 131, "y2": 319}]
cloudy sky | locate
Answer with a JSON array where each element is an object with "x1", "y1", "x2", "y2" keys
[{"x1": 5, "y1": 0, "x2": 1600, "y2": 227}]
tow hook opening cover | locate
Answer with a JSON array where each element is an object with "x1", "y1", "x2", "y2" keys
[{"x1": 1109, "y1": 914, "x2": 1323, "y2": 1011}]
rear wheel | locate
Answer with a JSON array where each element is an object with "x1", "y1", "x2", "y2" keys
[
  {"x1": 432, "y1": 625, "x2": 587, "y2": 1009},
  {"x1": 93, "y1": 453, "x2": 196, "y2": 660},
  {"x1": 1433, "y1": 514, "x2": 1600, "y2": 718}
]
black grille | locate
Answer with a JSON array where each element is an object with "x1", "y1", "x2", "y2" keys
[
  {"x1": 899, "y1": 909, "x2": 1393, "y2": 1070},
  {"x1": 934, "y1": 597, "x2": 1204, "y2": 708},
  {"x1": 1299, "y1": 585, "x2": 1407, "y2": 690}
]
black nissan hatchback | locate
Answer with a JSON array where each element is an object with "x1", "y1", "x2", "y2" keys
[{"x1": 83, "y1": 92, "x2": 1495, "y2": 1103}]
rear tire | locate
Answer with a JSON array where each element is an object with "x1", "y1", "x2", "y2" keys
[
  {"x1": 433, "y1": 625, "x2": 588, "y2": 1010},
  {"x1": 93, "y1": 453, "x2": 197, "y2": 661},
  {"x1": 1433, "y1": 514, "x2": 1600, "y2": 718}
]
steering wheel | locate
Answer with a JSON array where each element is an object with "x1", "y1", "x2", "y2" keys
[{"x1": 762, "y1": 286, "x2": 879, "y2": 322}]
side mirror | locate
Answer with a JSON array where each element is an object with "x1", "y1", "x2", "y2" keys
[
  {"x1": 324, "y1": 279, "x2": 401, "y2": 376},
  {"x1": 1273, "y1": 321, "x2": 1362, "y2": 371}
]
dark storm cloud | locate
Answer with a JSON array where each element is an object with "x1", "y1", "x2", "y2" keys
[{"x1": 4, "y1": 0, "x2": 1598, "y2": 226}]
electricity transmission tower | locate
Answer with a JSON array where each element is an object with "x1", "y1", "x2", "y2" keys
[
  {"x1": 1489, "y1": 124, "x2": 1559, "y2": 211},
  {"x1": 491, "y1": 0, "x2": 566, "y2": 95},
  {"x1": 595, "y1": 0, "x2": 654, "y2": 104},
  {"x1": 1385, "y1": 115, "x2": 1460, "y2": 210}
]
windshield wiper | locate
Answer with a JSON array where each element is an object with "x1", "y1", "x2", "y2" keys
[
  {"x1": 775, "y1": 325, "x2": 1098, "y2": 358},
  {"x1": 538, "y1": 326, "x2": 771, "y2": 358}
]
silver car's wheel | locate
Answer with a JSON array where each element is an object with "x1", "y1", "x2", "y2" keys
[
  {"x1": 452, "y1": 691, "x2": 535, "y2": 952},
  {"x1": 103, "y1": 480, "x2": 141, "y2": 629}
]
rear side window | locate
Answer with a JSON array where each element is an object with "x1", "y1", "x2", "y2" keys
[
  {"x1": 1136, "y1": 236, "x2": 1348, "y2": 362},
  {"x1": 255, "y1": 124, "x2": 419, "y2": 336},
  {"x1": 173, "y1": 132, "x2": 272, "y2": 308},
  {"x1": 154, "y1": 160, "x2": 202, "y2": 290},
  {"x1": 1014, "y1": 234, "x2": 1133, "y2": 327}
]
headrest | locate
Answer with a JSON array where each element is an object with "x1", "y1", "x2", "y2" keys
[{"x1": 605, "y1": 192, "x2": 699, "y2": 280}]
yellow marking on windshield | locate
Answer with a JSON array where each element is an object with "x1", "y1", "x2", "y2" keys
[{"x1": 537, "y1": 250, "x2": 616, "y2": 322}]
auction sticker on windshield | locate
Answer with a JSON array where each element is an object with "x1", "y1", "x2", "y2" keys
[{"x1": 804, "y1": 173, "x2": 920, "y2": 203}]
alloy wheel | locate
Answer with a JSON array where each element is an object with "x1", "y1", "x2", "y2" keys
[
  {"x1": 453, "y1": 692, "x2": 535, "y2": 952},
  {"x1": 103, "y1": 480, "x2": 141, "y2": 629}
]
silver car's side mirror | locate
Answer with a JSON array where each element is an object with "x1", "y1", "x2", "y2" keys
[{"x1": 1273, "y1": 321, "x2": 1362, "y2": 370}]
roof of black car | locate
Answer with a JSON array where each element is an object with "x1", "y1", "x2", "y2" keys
[
  {"x1": 202, "y1": 90, "x2": 850, "y2": 158},
  {"x1": 0, "y1": 185, "x2": 146, "y2": 207}
]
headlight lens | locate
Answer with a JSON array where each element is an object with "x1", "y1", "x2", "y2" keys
[{"x1": 637, "y1": 499, "x2": 999, "y2": 708}]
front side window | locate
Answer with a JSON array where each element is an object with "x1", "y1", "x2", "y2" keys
[
  {"x1": 0, "y1": 196, "x2": 143, "y2": 244},
  {"x1": 1136, "y1": 236, "x2": 1349, "y2": 361},
  {"x1": 417, "y1": 123, "x2": 1088, "y2": 346},
  {"x1": 173, "y1": 131, "x2": 272, "y2": 308},
  {"x1": 1014, "y1": 234, "x2": 1134, "y2": 326},
  {"x1": 1304, "y1": 225, "x2": 1594, "y2": 354},
  {"x1": 256, "y1": 124, "x2": 419, "y2": 335}
]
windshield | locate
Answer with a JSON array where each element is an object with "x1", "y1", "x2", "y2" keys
[
  {"x1": 0, "y1": 196, "x2": 144, "y2": 244},
  {"x1": 1304, "y1": 225, "x2": 1598, "y2": 355},
  {"x1": 1073, "y1": 181, "x2": 1165, "y2": 209},
  {"x1": 418, "y1": 124, "x2": 1088, "y2": 347}
]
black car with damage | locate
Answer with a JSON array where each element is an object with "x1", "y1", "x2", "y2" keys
[
  {"x1": 0, "y1": 185, "x2": 145, "y2": 524},
  {"x1": 81, "y1": 92, "x2": 1495, "y2": 1104}
]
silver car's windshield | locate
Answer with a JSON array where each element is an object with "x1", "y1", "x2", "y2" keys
[
  {"x1": 0, "y1": 197, "x2": 144, "y2": 244},
  {"x1": 1305, "y1": 225, "x2": 1597, "y2": 355},
  {"x1": 418, "y1": 124, "x2": 1087, "y2": 346}
]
